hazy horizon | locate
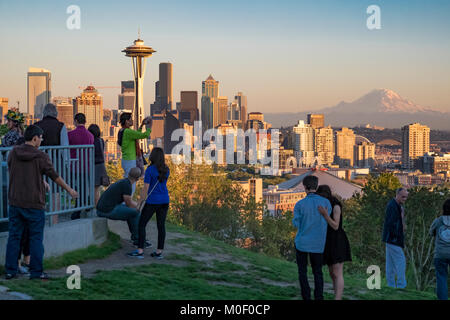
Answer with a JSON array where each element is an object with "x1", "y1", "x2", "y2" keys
[{"x1": 1, "y1": 0, "x2": 449, "y2": 115}]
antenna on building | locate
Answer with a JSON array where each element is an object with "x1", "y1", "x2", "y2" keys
[{"x1": 138, "y1": 26, "x2": 141, "y2": 39}]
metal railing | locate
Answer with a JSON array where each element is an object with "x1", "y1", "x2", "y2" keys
[{"x1": 0, "y1": 145, "x2": 95, "y2": 224}]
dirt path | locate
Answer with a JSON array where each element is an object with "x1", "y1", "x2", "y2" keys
[{"x1": 47, "y1": 220, "x2": 193, "y2": 278}]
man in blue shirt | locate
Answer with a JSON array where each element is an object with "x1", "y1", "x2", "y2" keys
[{"x1": 292, "y1": 175, "x2": 331, "y2": 300}]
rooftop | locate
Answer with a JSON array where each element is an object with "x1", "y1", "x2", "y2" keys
[{"x1": 275, "y1": 169, "x2": 362, "y2": 200}]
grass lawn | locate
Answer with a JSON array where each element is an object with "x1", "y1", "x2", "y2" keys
[{"x1": 0, "y1": 222, "x2": 438, "y2": 300}]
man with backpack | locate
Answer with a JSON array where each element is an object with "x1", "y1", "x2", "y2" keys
[{"x1": 429, "y1": 198, "x2": 450, "y2": 300}]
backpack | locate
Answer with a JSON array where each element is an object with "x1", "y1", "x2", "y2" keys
[
  {"x1": 117, "y1": 128, "x2": 124, "y2": 147},
  {"x1": 437, "y1": 217, "x2": 450, "y2": 244}
]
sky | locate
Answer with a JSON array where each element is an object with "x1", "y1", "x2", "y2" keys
[{"x1": 0, "y1": 0, "x2": 449, "y2": 116}]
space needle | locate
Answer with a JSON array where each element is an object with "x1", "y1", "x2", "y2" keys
[{"x1": 122, "y1": 33, "x2": 156, "y2": 131}]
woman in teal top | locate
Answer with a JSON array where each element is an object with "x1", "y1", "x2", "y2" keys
[{"x1": 118, "y1": 112, "x2": 152, "y2": 195}]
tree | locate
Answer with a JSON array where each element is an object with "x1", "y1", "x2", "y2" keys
[
  {"x1": 260, "y1": 210, "x2": 297, "y2": 261},
  {"x1": 166, "y1": 161, "x2": 245, "y2": 244},
  {"x1": 345, "y1": 172, "x2": 450, "y2": 291},
  {"x1": 404, "y1": 186, "x2": 450, "y2": 291},
  {"x1": 105, "y1": 161, "x2": 124, "y2": 183},
  {"x1": 345, "y1": 172, "x2": 402, "y2": 266}
]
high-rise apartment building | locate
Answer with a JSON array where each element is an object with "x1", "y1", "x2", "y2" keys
[
  {"x1": 401, "y1": 123, "x2": 430, "y2": 170},
  {"x1": 73, "y1": 86, "x2": 103, "y2": 129},
  {"x1": 335, "y1": 127, "x2": 356, "y2": 167},
  {"x1": 201, "y1": 75, "x2": 219, "y2": 131},
  {"x1": 27, "y1": 67, "x2": 51, "y2": 120},
  {"x1": 293, "y1": 120, "x2": 315, "y2": 167},
  {"x1": 179, "y1": 91, "x2": 199, "y2": 125},
  {"x1": 315, "y1": 126, "x2": 334, "y2": 166},
  {"x1": 307, "y1": 114, "x2": 324, "y2": 129},
  {"x1": 354, "y1": 141, "x2": 376, "y2": 168}
]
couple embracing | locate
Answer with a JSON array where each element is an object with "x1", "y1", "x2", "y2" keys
[{"x1": 292, "y1": 175, "x2": 352, "y2": 300}]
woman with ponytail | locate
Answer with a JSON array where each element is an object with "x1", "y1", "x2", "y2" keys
[{"x1": 127, "y1": 147, "x2": 170, "y2": 259}]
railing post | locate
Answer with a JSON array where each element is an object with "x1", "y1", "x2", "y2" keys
[{"x1": 90, "y1": 146, "x2": 95, "y2": 218}]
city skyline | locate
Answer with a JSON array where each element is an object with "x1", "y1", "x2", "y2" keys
[{"x1": 1, "y1": 0, "x2": 450, "y2": 116}]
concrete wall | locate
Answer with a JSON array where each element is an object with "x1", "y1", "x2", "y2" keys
[{"x1": 0, "y1": 217, "x2": 108, "y2": 265}]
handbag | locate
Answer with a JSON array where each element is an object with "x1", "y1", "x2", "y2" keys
[
  {"x1": 99, "y1": 139, "x2": 110, "y2": 187},
  {"x1": 101, "y1": 175, "x2": 110, "y2": 187},
  {"x1": 135, "y1": 141, "x2": 147, "y2": 175},
  {"x1": 137, "y1": 180, "x2": 159, "y2": 213}
]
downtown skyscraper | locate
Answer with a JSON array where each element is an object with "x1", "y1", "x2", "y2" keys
[
  {"x1": 234, "y1": 92, "x2": 247, "y2": 130},
  {"x1": 151, "y1": 62, "x2": 173, "y2": 116},
  {"x1": 201, "y1": 75, "x2": 219, "y2": 132},
  {"x1": 27, "y1": 67, "x2": 51, "y2": 120},
  {"x1": 73, "y1": 86, "x2": 103, "y2": 130},
  {"x1": 118, "y1": 80, "x2": 135, "y2": 112},
  {"x1": 179, "y1": 91, "x2": 199, "y2": 125}
]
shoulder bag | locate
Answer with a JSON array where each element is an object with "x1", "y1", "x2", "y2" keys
[{"x1": 137, "y1": 180, "x2": 159, "y2": 213}]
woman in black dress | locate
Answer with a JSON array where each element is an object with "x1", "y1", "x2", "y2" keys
[{"x1": 317, "y1": 185, "x2": 352, "y2": 300}]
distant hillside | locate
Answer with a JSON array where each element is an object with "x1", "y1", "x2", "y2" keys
[{"x1": 266, "y1": 89, "x2": 450, "y2": 130}]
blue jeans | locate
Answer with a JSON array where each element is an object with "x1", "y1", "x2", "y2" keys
[
  {"x1": 385, "y1": 243, "x2": 407, "y2": 288},
  {"x1": 121, "y1": 159, "x2": 137, "y2": 196},
  {"x1": 97, "y1": 204, "x2": 139, "y2": 241},
  {"x1": 5, "y1": 206, "x2": 45, "y2": 277},
  {"x1": 434, "y1": 258, "x2": 449, "y2": 300}
]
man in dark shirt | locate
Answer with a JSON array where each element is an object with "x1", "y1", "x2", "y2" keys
[
  {"x1": 96, "y1": 167, "x2": 149, "y2": 247},
  {"x1": 4, "y1": 125, "x2": 78, "y2": 280},
  {"x1": 382, "y1": 187, "x2": 409, "y2": 288}
]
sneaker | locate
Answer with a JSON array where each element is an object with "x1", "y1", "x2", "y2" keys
[
  {"x1": 150, "y1": 251, "x2": 164, "y2": 260},
  {"x1": 132, "y1": 240, "x2": 152, "y2": 248},
  {"x1": 18, "y1": 265, "x2": 30, "y2": 275},
  {"x1": 30, "y1": 273, "x2": 49, "y2": 280},
  {"x1": 5, "y1": 273, "x2": 16, "y2": 280},
  {"x1": 127, "y1": 250, "x2": 144, "y2": 259}
]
